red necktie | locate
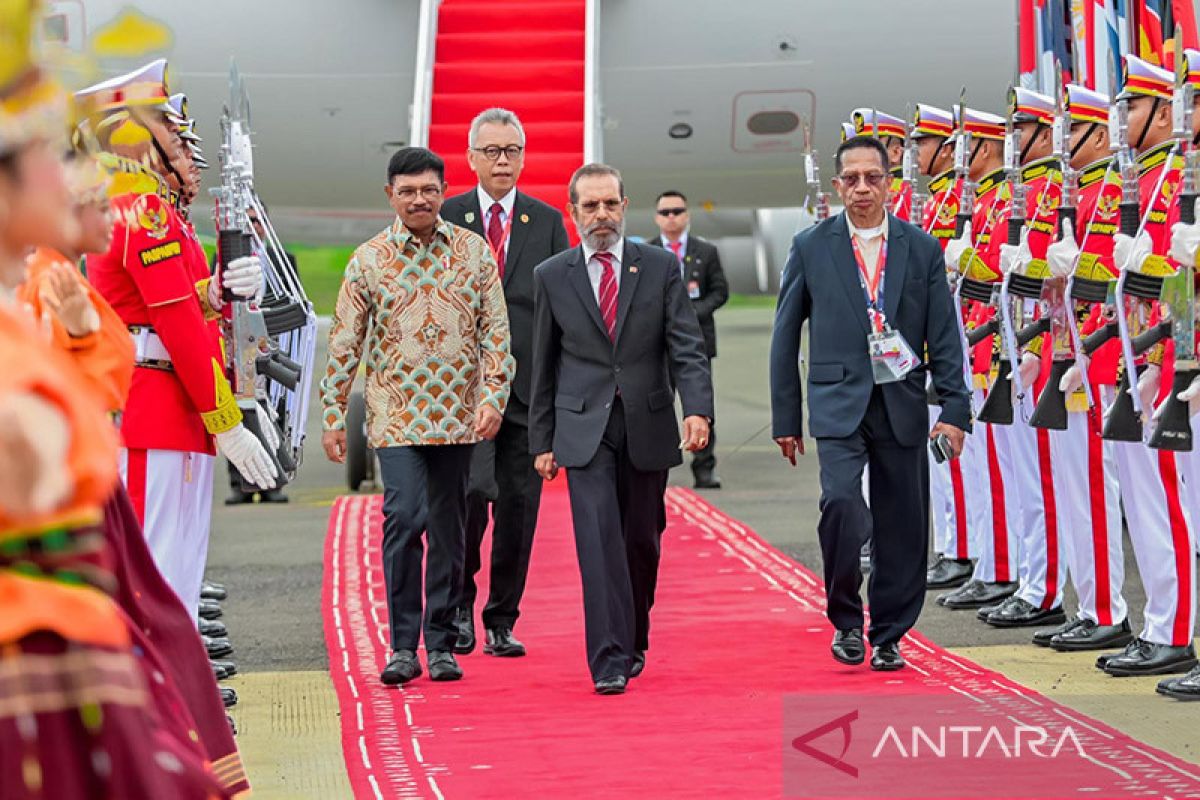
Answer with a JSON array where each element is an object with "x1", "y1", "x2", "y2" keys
[
  {"x1": 668, "y1": 240, "x2": 683, "y2": 263},
  {"x1": 594, "y1": 252, "x2": 618, "y2": 341},
  {"x1": 486, "y1": 202, "x2": 505, "y2": 278}
]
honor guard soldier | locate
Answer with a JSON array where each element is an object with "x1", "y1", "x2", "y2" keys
[
  {"x1": 1099, "y1": 54, "x2": 1198, "y2": 679},
  {"x1": 1034, "y1": 84, "x2": 1134, "y2": 652},
  {"x1": 852, "y1": 108, "x2": 912, "y2": 220},
  {"x1": 78, "y1": 60, "x2": 278, "y2": 616}
]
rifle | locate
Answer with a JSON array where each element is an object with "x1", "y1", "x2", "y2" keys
[
  {"x1": 1103, "y1": 54, "x2": 1181, "y2": 442},
  {"x1": 1148, "y1": 35, "x2": 1200, "y2": 450},
  {"x1": 802, "y1": 121, "x2": 830, "y2": 221},
  {"x1": 213, "y1": 62, "x2": 302, "y2": 490},
  {"x1": 902, "y1": 103, "x2": 927, "y2": 223},
  {"x1": 952, "y1": 88, "x2": 975, "y2": 237},
  {"x1": 1031, "y1": 67, "x2": 1085, "y2": 430}
]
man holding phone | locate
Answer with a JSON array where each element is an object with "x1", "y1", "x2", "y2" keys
[{"x1": 769, "y1": 136, "x2": 970, "y2": 672}]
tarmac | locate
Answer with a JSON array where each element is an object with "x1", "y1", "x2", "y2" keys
[{"x1": 209, "y1": 307, "x2": 1199, "y2": 797}]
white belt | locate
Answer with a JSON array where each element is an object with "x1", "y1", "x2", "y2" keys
[{"x1": 129, "y1": 327, "x2": 172, "y2": 365}]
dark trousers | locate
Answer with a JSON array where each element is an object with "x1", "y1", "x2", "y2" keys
[
  {"x1": 690, "y1": 357, "x2": 717, "y2": 477},
  {"x1": 565, "y1": 398, "x2": 669, "y2": 681},
  {"x1": 376, "y1": 444, "x2": 474, "y2": 652},
  {"x1": 815, "y1": 388, "x2": 930, "y2": 646},
  {"x1": 462, "y1": 406, "x2": 544, "y2": 629}
]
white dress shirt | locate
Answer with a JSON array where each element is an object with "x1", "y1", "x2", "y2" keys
[
  {"x1": 477, "y1": 185, "x2": 517, "y2": 252},
  {"x1": 662, "y1": 230, "x2": 689, "y2": 276},
  {"x1": 581, "y1": 238, "x2": 624, "y2": 304}
]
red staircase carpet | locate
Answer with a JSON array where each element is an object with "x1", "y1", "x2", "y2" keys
[
  {"x1": 322, "y1": 485, "x2": 1200, "y2": 799},
  {"x1": 428, "y1": 0, "x2": 585, "y2": 217}
]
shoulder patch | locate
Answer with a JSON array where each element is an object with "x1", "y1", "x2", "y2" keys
[{"x1": 139, "y1": 240, "x2": 183, "y2": 267}]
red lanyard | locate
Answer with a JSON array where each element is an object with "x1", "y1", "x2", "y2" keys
[
  {"x1": 851, "y1": 235, "x2": 888, "y2": 332},
  {"x1": 486, "y1": 207, "x2": 514, "y2": 265}
]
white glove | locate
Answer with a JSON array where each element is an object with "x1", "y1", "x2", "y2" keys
[
  {"x1": 1134, "y1": 363, "x2": 1162, "y2": 414},
  {"x1": 207, "y1": 255, "x2": 265, "y2": 309},
  {"x1": 257, "y1": 401, "x2": 281, "y2": 453},
  {"x1": 944, "y1": 221, "x2": 972, "y2": 274},
  {"x1": 216, "y1": 422, "x2": 278, "y2": 490},
  {"x1": 999, "y1": 226, "x2": 1032, "y2": 275},
  {"x1": 1168, "y1": 201, "x2": 1200, "y2": 267},
  {"x1": 1059, "y1": 355, "x2": 1089, "y2": 395},
  {"x1": 1114, "y1": 231, "x2": 1153, "y2": 273},
  {"x1": 1179, "y1": 374, "x2": 1200, "y2": 418},
  {"x1": 1046, "y1": 219, "x2": 1080, "y2": 278},
  {"x1": 1018, "y1": 350, "x2": 1042, "y2": 391}
]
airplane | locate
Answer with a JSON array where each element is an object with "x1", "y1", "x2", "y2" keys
[{"x1": 50, "y1": 0, "x2": 1018, "y2": 291}]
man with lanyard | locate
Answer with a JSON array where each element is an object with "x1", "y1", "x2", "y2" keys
[
  {"x1": 440, "y1": 108, "x2": 568, "y2": 658},
  {"x1": 852, "y1": 108, "x2": 913, "y2": 221},
  {"x1": 937, "y1": 106, "x2": 1023, "y2": 611},
  {"x1": 970, "y1": 88, "x2": 1070, "y2": 630},
  {"x1": 1095, "y1": 55, "x2": 1197, "y2": 679}
]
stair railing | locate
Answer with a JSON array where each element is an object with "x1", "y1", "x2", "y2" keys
[
  {"x1": 409, "y1": 0, "x2": 441, "y2": 148},
  {"x1": 584, "y1": 0, "x2": 602, "y2": 162}
]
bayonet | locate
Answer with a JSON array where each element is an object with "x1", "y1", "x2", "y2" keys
[
  {"x1": 802, "y1": 120, "x2": 829, "y2": 221},
  {"x1": 953, "y1": 87, "x2": 975, "y2": 236}
]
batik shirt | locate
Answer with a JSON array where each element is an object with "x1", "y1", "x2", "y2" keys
[{"x1": 321, "y1": 217, "x2": 514, "y2": 447}]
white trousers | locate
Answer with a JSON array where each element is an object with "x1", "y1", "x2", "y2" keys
[
  {"x1": 929, "y1": 400, "x2": 986, "y2": 560},
  {"x1": 1049, "y1": 393, "x2": 1127, "y2": 626},
  {"x1": 1011, "y1": 396, "x2": 1069, "y2": 610},
  {"x1": 1113, "y1": 433, "x2": 1197, "y2": 647},
  {"x1": 118, "y1": 448, "x2": 215, "y2": 616},
  {"x1": 973, "y1": 398, "x2": 1023, "y2": 584}
]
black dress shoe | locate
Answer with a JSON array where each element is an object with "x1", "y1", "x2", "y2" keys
[
  {"x1": 380, "y1": 650, "x2": 421, "y2": 685},
  {"x1": 870, "y1": 642, "x2": 906, "y2": 671},
  {"x1": 926, "y1": 556, "x2": 974, "y2": 590},
  {"x1": 630, "y1": 651, "x2": 646, "y2": 678},
  {"x1": 939, "y1": 580, "x2": 1018, "y2": 609},
  {"x1": 224, "y1": 490, "x2": 254, "y2": 506},
  {"x1": 483, "y1": 627, "x2": 526, "y2": 657},
  {"x1": 198, "y1": 600, "x2": 223, "y2": 620},
  {"x1": 1104, "y1": 641, "x2": 1197, "y2": 677},
  {"x1": 693, "y1": 473, "x2": 722, "y2": 489},
  {"x1": 203, "y1": 635, "x2": 234, "y2": 659},
  {"x1": 453, "y1": 608, "x2": 475, "y2": 655},
  {"x1": 831, "y1": 628, "x2": 865, "y2": 665},
  {"x1": 221, "y1": 686, "x2": 238, "y2": 708},
  {"x1": 1033, "y1": 615, "x2": 1083, "y2": 647},
  {"x1": 859, "y1": 542, "x2": 872, "y2": 574},
  {"x1": 975, "y1": 600, "x2": 1008, "y2": 621},
  {"x1": 227, "y1": 714, "x2": 237, "y2": 737},
  {"x1": 1095, "y1": 638, "x2": 1142, "y2": 671},
  {"x1": 984, "y1": 597, "x2": 1067, "y2": 628},
  {"x1": 211, "y1": 660, "x2": 238, "y2": 680},
  {"x1": 428, "y1": 650, "x2": 463, "y2": 681},
  {"x1": 199, "y1": 619, "x2": 228, "y2": 639},
  {"x1": 259, "y1": 489, "x2": 289, "y2": 504},
  {"x1": 1157, "y1": 664, "x2": 1200, "y2": 700},
  {"x1": 1050, "y1": 618, "x2": 1133, "y2": 652},
  {"x1": 594, "y1": 676, "x2": 627, "y2": 695},
  {"x1": 201, "y1": 580, "x2": 228, "y2": 601}
]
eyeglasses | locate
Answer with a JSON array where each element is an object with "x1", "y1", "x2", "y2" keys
[
  {"x1": 577, "y1": 199, "x2": 623, "y2": 214},
  {"x1": 471, "y1": 145, "x2": 524, "y2": 161},
  {"x1": 836, "y1": 172, "x2": 888, "y2": 188},
  {"x1": 392, "y1": 186, "x2": 443, "y2": 201},
  {"x1": 656, "y1": 207, "x2": 688, "y2": 217}
]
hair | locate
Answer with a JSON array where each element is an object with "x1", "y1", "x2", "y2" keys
[
  {"x1": 656, "y1": 190, "x2": 687, "y2": 205},
  {"x1": 568, "y1": 163, "x2": 624, "y2": 204},
  {"x1": 468, "y1": 107, "x2": 526, "y2": 148},
  {"x1": 387, "y1": 147, "x2": 445, "y2": 184},
  {"x1": 834, "y1": 135, "x2": 889, "y2": 174}
]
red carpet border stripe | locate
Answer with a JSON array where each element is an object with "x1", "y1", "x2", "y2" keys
[{"x1": 323, "y1": 487, "x2": 1200, "y2": 799}]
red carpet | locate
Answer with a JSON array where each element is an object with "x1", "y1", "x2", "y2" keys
[
  {"x1": 428, "y1": 0, "x2": 585, "y2": 221},
  {"x1": 322, "y1": 484, "x2": 1200, "y2": 799}
]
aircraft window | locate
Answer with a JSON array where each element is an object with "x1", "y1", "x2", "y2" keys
[
  {"x1": 747, "y1": 111, "x2": 800, "y2": 136},
  {"x1": 669, "y1": 123, "x2": 693, "y2": 140}
]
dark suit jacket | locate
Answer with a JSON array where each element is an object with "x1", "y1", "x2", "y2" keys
[
  {"x1": 441, "y1": 189, "x2": 569, "y2": 416},
  {"x1": 530, "y1": 240, "x2": 714, "y2": 471},
  {"x1": 769, "y1": 213, "x2": 971, "y2": 447},
  {"x1": 648, "y1": 234, "x2": 729, "y2": 357}
]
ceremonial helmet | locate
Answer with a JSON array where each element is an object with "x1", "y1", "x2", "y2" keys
[
  {"x1": 839, "y1": 121, "x2": 856, "y2": 142},
  {"x1": 1120, "y1": 54, "x2": 1173, "y2": 100},
  {"x1": 1065, "y1": 85, "x2": 1110, "y2": 125},
  {"x1": 1010, "y1": 87, "x2": 1055, "y2": 126},
  {"x1": 953, "y1": 105, "x2": 1005, "y2": 140},
  {"x1": 851, "y1": 108, "x2": 906, "y2": 140},
  {"x1": 910, "y1": 104, "x2": 953, "y2": 140}
]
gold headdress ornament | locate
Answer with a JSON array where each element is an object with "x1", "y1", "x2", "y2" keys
[{"x1": 0, "y1": 0, "x2": 68, "y2": 158}]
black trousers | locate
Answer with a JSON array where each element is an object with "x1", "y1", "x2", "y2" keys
[
  {"x1": 566, "y1": 398, "x2": 669, "y2": 681},
  {"x1": 376, "y1": 444, "x2": 473, "y2": 652},
  {"x1": 462, "y1": 404, "x2": 544, "y2": 629},
  {"x1": 815, "y1": 388, "x2": 929, "y2": 646}
]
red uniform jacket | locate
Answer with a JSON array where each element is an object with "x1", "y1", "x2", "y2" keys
[
  {"x1": 1074, "y1": 158, "x2": 1123, "y2": 386},
  {"x1": 87, "y1": 191, "x2": 240, "y2": 454}
]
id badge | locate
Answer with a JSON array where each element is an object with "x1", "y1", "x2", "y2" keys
[
  {"x1": 868, "y1": 327, "x2": 918, "y2": 384},
  {"x1": 687, "y1": 280, "x2": 701, "y2": 299}
]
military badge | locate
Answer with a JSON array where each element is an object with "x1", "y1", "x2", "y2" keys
[
  {"x1": 938, "y1": 200, "x2": 958, "y2": 225},
  {"x1": 1036, "y1": 191, "x2": 1061, "y2": 217},
  {"x1": 135, "y1": 197, "x2": 170, "y2": 240},
  {"x1": 1096, "y1": 193, "x2": 1120, "y2": 219},
  {"x1": 465, "y1": 212, "x2": 475, "y2": 224}
]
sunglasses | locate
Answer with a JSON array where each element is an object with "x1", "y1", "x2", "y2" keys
[
  {"x1": 836, "y1": 172, "x2": 887, "y2": 188},
  {"x1": 657, "y1": 207, "x2": 688, "y2": 217}
]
